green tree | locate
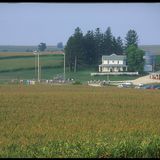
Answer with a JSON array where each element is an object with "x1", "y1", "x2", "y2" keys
[
  {"x1": 135, "y1": 48, "x2": 145, "y2": 74},
  {"x1": 116, "y1": 36, "x2": 124, "y2": 54},
  {"x1": 64, "y1": 36, "x2": 75, "y2": 72},
  {"x1": 112, "y1": 36, "x2": 124, "y2": 55},
  {"x1": 64, "y1": 27, "x2": 84, "y2": 72},
  {"x1": 57, "y1": 42, "x2": 63, "y2": 49},
  {"x1": 72, "y1": 27, "x2": 84, "y2": 72},
  {"x1": 126, "y1": 45, "x2": 145, "y2": 74},
  {"x1": 103, "y1": 27, "x2": 113, "y2": 55},
  {"x1": 125, "y1": 29, "x2": 138, "y2": 48},
  {"x1": 83, "y1": 30, "x2": 96, "y2": 65},
  {"x1": 38, "y1": 42, "x2": 47, "y2": 52},
  {"x1": 94, "y1": 28, "x2": 104, "y2": 64}
]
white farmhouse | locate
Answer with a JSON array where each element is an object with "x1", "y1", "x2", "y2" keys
[{"x1": 99, "y1": 54, "x2": 128, "y2": 72}]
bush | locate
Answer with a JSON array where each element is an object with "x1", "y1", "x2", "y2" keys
[{"x1": 72, "y1": 81, "x2": 82, "y2": 85}]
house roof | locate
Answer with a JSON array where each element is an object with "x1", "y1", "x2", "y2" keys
[{"x1": 102, "y1": 54, "x2": 126, "y2": 61}]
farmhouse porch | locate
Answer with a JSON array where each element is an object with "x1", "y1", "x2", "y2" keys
[{"x1": 99, "y1": 65, "x2": 128, "y2": 72}]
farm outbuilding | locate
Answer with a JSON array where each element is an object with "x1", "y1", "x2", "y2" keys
[
  {"x1": 149, "y1": 71, "x2": 160, "y2": 80},
  {"x1": 143, "y1": 51, "x2": 156, "y2": 72}
]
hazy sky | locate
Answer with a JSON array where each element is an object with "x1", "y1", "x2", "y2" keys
[{"x1": 0, "y1": 3, "x2": 160, "y2": 46}]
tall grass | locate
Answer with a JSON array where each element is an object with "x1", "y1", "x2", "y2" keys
[{"x1": 0, "y1": 85, "x2": 160, "y2": 157}]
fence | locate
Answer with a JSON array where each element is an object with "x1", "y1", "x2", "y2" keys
[{"x1": 91, "y1": 72, "x2": 139, "y2": 76}]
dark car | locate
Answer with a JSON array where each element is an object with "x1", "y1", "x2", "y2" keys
[
  {"x1": 142, "y1": 85, "x2": 154, "y2": 89},
  {"x1": 154, "y1": 85, "x2": 160, "y2": 89},
  {"x1": 142, "y1": 84, "x2": 160, "y2": 90}
]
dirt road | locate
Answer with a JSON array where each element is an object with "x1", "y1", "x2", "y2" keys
[{"x1": 130, "y1": 75, "x2": 160, "y2": 85}]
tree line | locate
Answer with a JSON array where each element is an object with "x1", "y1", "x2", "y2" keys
[{"x1": 64, "y1": 27, "x2": 145, "y2": 74}]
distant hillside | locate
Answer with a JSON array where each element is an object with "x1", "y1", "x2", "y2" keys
[
  {"x1": 139, "y1": 45, "x2": 160, "y2": 55},
  {"x1": 1, "y1": 44, "x2": 160, "y2": 55},
  {"x1": 0, "y1": 45, "x2": 62, "y2": 52}
]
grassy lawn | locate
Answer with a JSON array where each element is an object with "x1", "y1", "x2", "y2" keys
[{"x1": 66, "y1": 69, "x2": 140, "y2": 83}]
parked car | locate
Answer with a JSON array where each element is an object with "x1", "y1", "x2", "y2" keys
[
  {"x1": 141, "y1": 84, "x2": 160, "y2": 90},
  {"x1": 118, "y1": 83, "x2": 131, "y2": 88},
  {"x1": 153, "y1": 85, "x2": 160, "y2": 89},
  {"x1": 142, "y1": 85, "x2": 154, "y2": 89},
  {"x1": 135, "y1": 83, "x2": 144, "y2": 89}
]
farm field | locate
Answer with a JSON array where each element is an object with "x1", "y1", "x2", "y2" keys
[
  {"x1": 0, "y1": 52, "x2": 64, "y2": 81},
  {"x1": 0, "y1": 52, "x2": 140, "y2": 83},
  {"x1": 0, "y1": 85, "x2": 160, "y2": 158}
]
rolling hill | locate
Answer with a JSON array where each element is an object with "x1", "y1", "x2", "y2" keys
[
  {"x1": 139, "y1": 45, "x2": 160, "y2": 55},
  {"x1": 0, "y1": 45, "x2": 62, "y2": 52}
]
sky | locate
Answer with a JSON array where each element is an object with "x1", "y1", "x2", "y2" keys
[{"x1": 0, "y1": 3, "x2": 160, "y2": 46}]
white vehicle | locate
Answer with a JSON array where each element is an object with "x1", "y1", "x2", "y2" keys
[
  {"x1": 118, "y1": 82, "x2": 133, "y2": 88},
  {"x1": 135, "y1": 83, "x2": 144, "y2": 89},
  {"x1": 138, "y1": 83, "x2": 144, "y2": 87}
]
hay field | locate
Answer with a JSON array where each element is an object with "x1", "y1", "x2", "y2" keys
[{"x1": 0, "y1": 85, "x2": 160, "y2": 158}]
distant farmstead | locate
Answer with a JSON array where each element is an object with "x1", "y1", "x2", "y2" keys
[{"x1": 99, "y1": 54, "x2": 128, "y2": 73}]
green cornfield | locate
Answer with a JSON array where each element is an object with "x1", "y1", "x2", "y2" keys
[{"x1": 0, "y1": 84, "x2": 160, "y2": 158}]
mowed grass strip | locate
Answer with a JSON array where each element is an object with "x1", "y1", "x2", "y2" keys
[{"x1": 0, "y1": 85, "x2": 160, "y2": 157}]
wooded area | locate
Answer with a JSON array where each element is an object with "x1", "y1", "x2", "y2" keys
[{"x1": 64, "y1": 27, "x2": 145, "y2": 74}]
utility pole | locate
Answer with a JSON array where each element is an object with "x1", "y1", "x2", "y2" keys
[
  {"x1": 33, "y1": 50, "x2": 41, "y2": 83},
  {"x1": 35, "y1": 53, "x2": 36, "y2": 79},
  {"x1": 37, "y1": 52, "x2": 39, "y2": 82},
  {"x1": 64, "y1": 52, "x2": 65, "y2": 81}
]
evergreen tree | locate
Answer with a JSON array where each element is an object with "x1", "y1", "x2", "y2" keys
[
  {"x1": 94, "y1": 28, "x2": 104, "y2": 64},
  {"x1": 112, "y1": 36, "x2": 118, "y2": 54},
  {"x1": 72, "y1": 27, "x2": 84, "y2": 72},
  {"x1": 116, "y1": 36, "x2": 124, "y2": 54},
  {"x1": 125, "y1": 29, "x2": 138, "y2": 48},
  {"x1": 103, "y1": 27, "x2": 113, "y2": 55},
  {"x1": 83, "y1": 30, "x2": 96, "y2": 65},
  {"x1": 64, "y1": 36, "x2": 75, "y2": 72},
  {"x1": 64, "y1": 27, "x2": 84, "y2": 72}
]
